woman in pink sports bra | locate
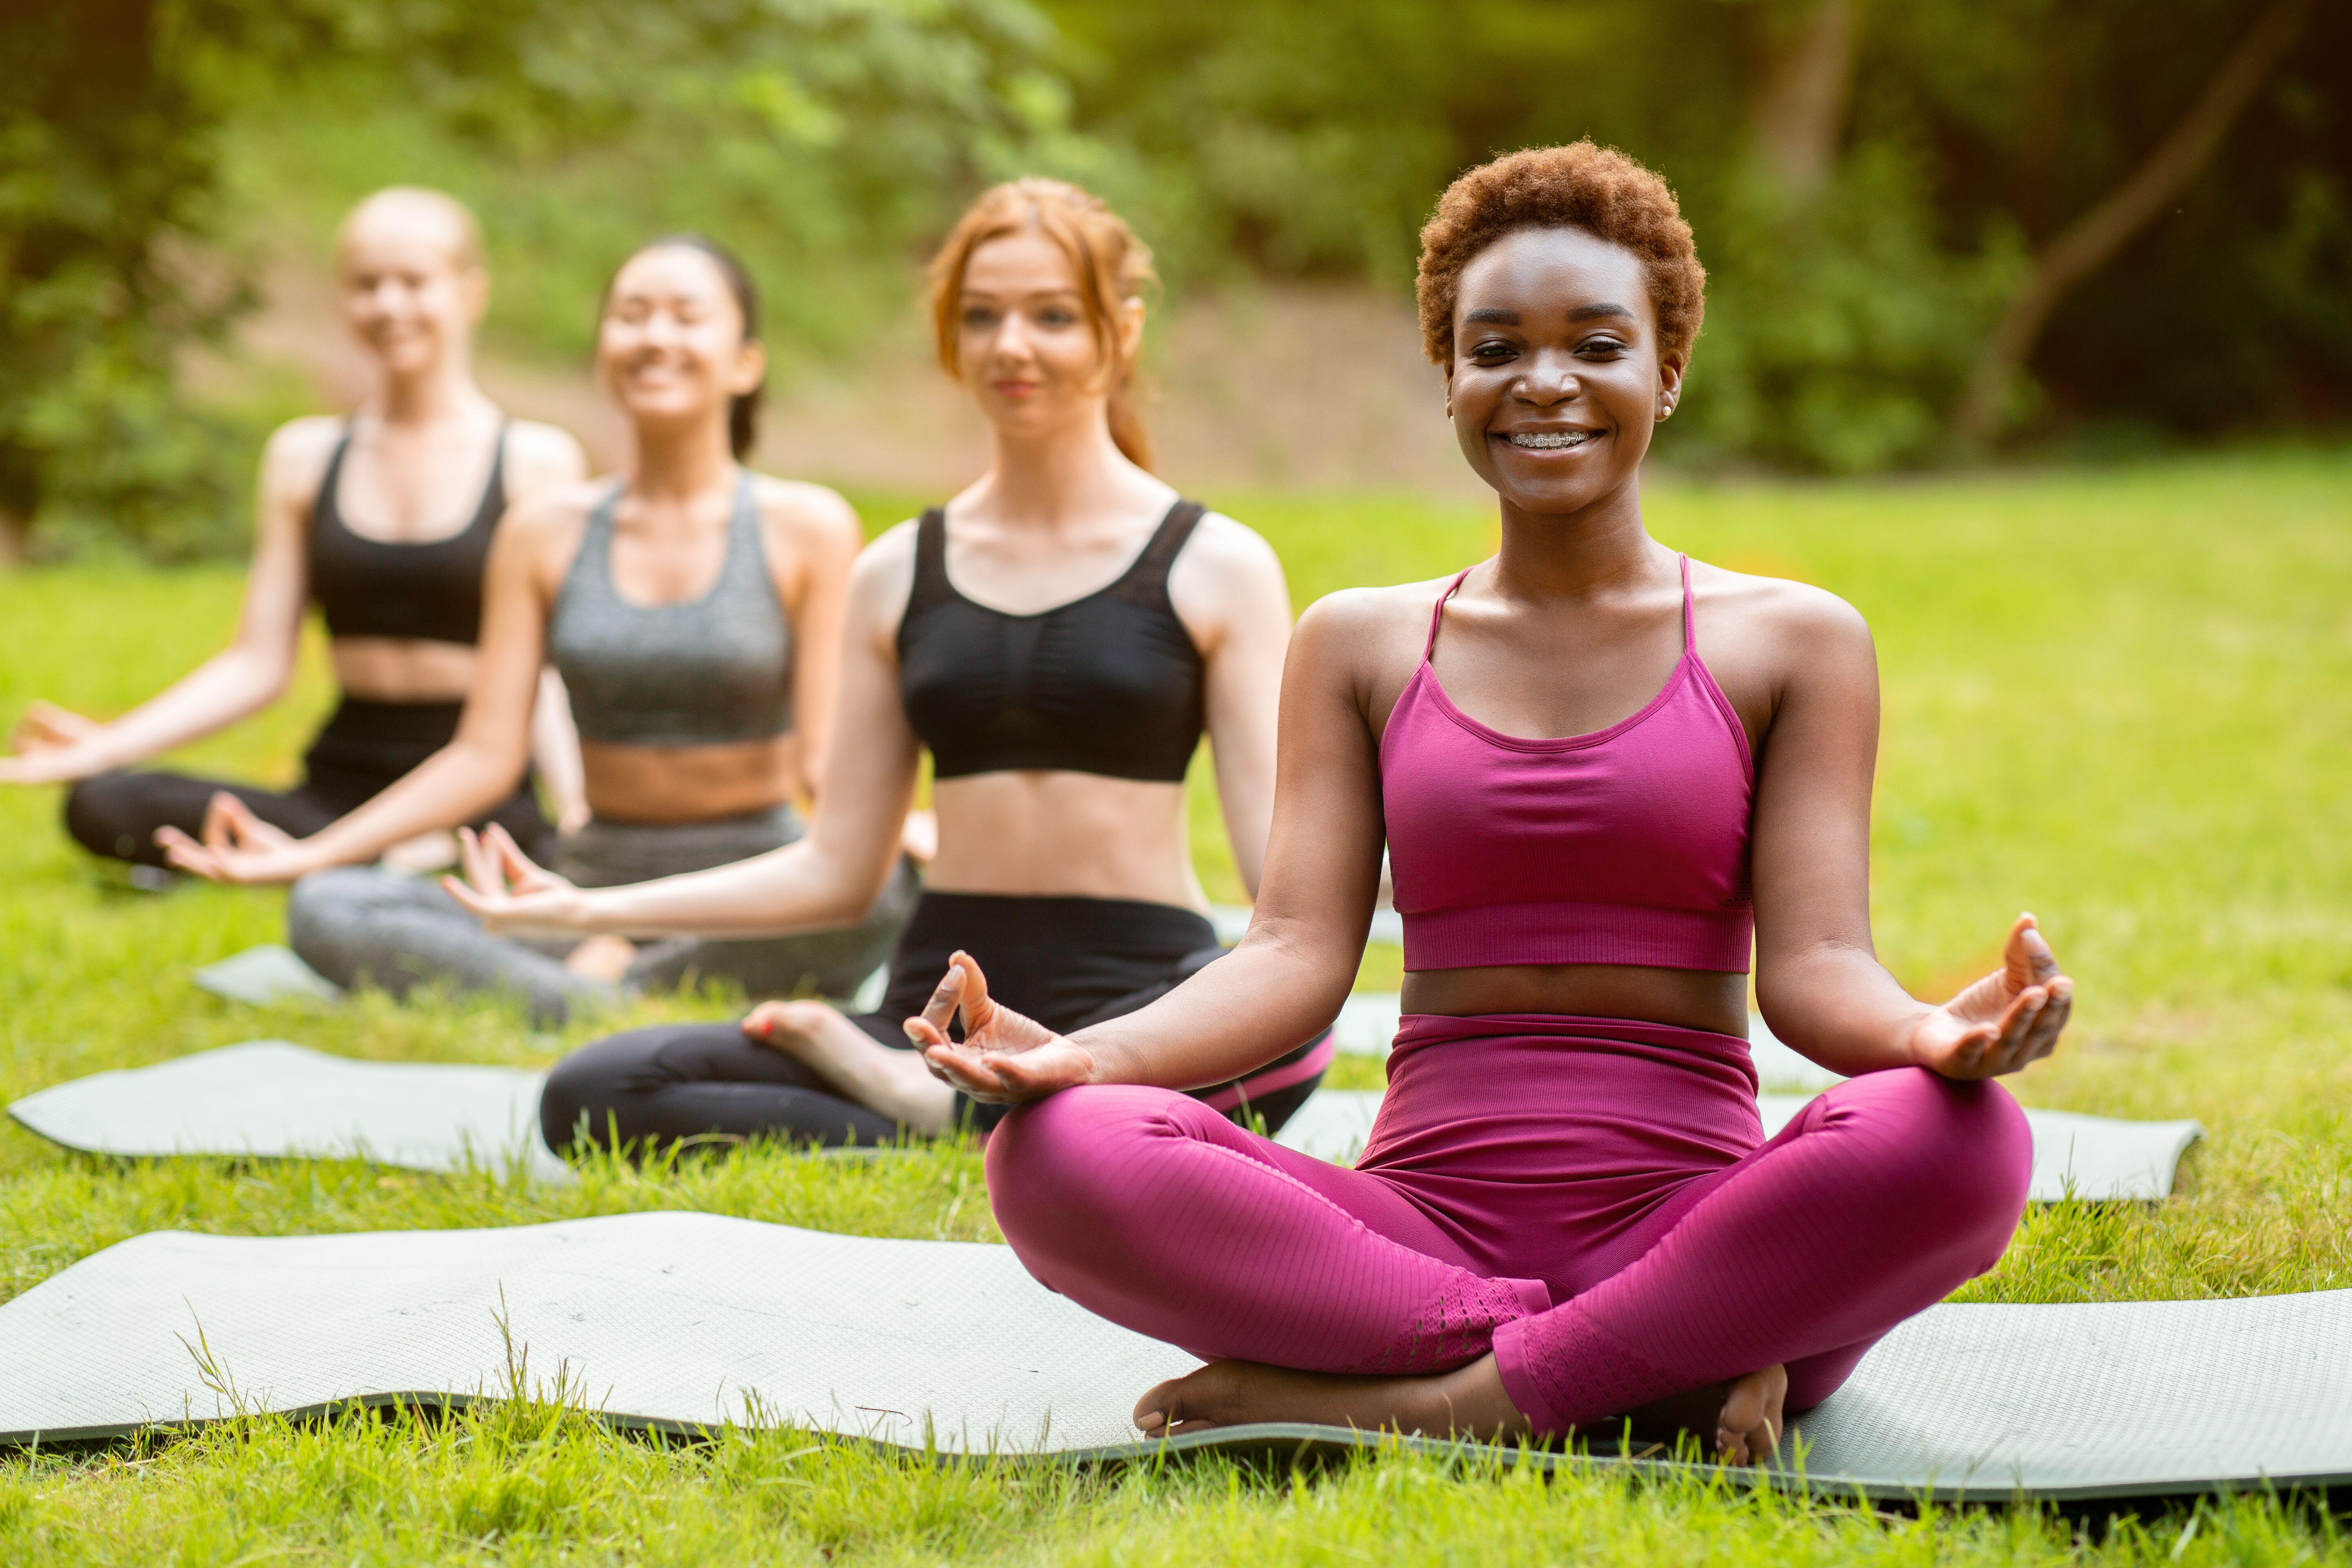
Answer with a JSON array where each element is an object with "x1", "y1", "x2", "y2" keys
[{"x1": 902, "y1": 142, "x2": 2076, "y2": 1463}]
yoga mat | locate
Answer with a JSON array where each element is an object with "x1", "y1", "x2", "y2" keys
[
  {"x1": 12, "y1": 1045, "x2": 2200, "y2": 1201},
  {"x1": 7, "y1": 1042, "x2": 571, "y2": 1185},
  {"x1": 193, "y1": 945, "x2": 343, "y2": 1006},
  {"x1": 2, "y1": 1211, "x2": 2345, "y2": 1502},
  {"x1": 1274, "y1": 1091, "x2": 2203, "y2": 1203}
]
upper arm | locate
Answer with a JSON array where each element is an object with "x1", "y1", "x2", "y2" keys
[
  {"x1": 799, "y1": 526, "x2": 925, "y2": 891},
  {"x1": 234, "y1": 418, "x2": 337, "y2": 666},
  {"x1": 453, "y1": 492, "x2": 578, "y2": 764},
  {"x1": 1746, "y1": 584, "x2": 1882, "y2": 972},
  {"x1": 765, "y1": 482, "x2": 865, "y2": 778},
  {"x1": 1172, "y1": 514, "x2": 1294, "y2": 875},
  {"x1": 1247, "y1": 590, "x2": 1395, "y2": 968}
]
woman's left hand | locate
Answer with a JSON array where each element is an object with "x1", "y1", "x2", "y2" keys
[
  {"x1": 156, "y1": 792, "x2": 317, "y2": 884},
  {"x1": 1907, "y1": 913, "x2": 2074, "y2": 1080},
  {"x1": 439, "y1": 824, "x2": 597, "y2": 937}
]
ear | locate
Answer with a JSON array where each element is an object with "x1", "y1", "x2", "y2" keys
[
  {"x1": 732, "y1": 337, "x2": 769, "y2": 398},
  {"x1": 459, "y1": 265, "x2": 490, "y2": 325},
  {"x1": 1655, "y1": 347, "x2": 1688, "y2": 419},
  {"x1": 1442, "y1": 362, "x2": 1454, "y2": 420},
  {"x1": 1114, "y1": 296, "x2": 1145, "y2": 366}
]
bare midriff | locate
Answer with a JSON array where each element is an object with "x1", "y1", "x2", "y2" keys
[
  {"x1": 1401, "y1": 963, "x2": 1749, "y2": 1038},
  {"x1": 924, "y1": 771, "x2": 1205, "y2": 909},
  {"x1": 329, "y1": 637, "x2": 480, "y2": 704},
  {"x1": 579, "y1": 733, "x2": 804, "y2": 824}
]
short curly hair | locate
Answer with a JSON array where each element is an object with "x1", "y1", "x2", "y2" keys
[{"x1": 1416, "y1": 141, "x2": 1706, "y2": 370}]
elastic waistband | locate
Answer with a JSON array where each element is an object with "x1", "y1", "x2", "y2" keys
[
  {"x1": 1389, "y1": 1011, "x2": 1757, "y2": 1091},
  {"x1": 573, "y1": 802, "x2": 803, "y2": 837},
  {"x1": 902, "y1": 891, "x2": 1215, "y2": 953},
  {"x1": 314, "y1": 697, "x2": 466, "y2": 747},
  {"x1": 557, "y1": 804, "x2": 804, "y2": 889}
]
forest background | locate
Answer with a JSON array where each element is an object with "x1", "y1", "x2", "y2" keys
[{"x1": 4, "y1": 0, "x2": 2349, "y2": 559}]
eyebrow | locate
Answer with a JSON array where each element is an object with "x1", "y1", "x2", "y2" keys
[
  {"x1": 1463, "y1": 307, "x2": 1519, "y2": 325},
  {"x1": 1570, "y1": 303, "x2": 1635, "y2": 322}
]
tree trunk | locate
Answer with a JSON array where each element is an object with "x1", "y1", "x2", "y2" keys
[
  {"x1": 1954, "y1": 0, "x2": 2310, "y2": 444},
  {"x1": 1749, "y1": 0, "x2": 1858, "y2": 195}
]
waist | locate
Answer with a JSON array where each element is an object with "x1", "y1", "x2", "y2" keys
[
  {"x1": 557, "y1": 802, "x2": 803, "y2": 889},
  {"x1": 579, "y1": 735, "x2": 802, "y2": 824},
  {"x1": 898, "y1": 889, "x2": 1215, "y2": 960},
  {"x1": 1401, "y1": 962, "x2": 1748, "y2": 1038},
  {"x1": 327, "y1": 638, "x2": 478, "y2": 705},
  {"x1": 1400, "y1": 899, "x2": 1753, "y2": 975},
  {"x1": 923, "y1": 773, "x2": 1202, "y2": 906},
  {"x1": 1374, "y1": 1013, "x2": 1761, "y2": 1139}
]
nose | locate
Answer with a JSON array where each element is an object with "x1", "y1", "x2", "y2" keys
[
  {"x1": 1513, "y1": 349, "x2": 1582, "y2": 405},
  {"x1": 988, "y1": 311, "x2": 1038, "y2": 366}
]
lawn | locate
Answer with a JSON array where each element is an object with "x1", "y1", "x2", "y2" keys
[{"x1": 2, "y1": 449, "x2": 2349, "y2": 1562}]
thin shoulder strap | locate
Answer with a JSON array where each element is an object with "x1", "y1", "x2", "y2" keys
[
  {"x1": 469, "y1": 419, "x2": 512, "y2": 530},
  {"x1": 312, "y1": 423, "x2": 355, "y2": 529},
  {"x1": 1423, "y1": 568, "x2": 1473, "y2": 661},
  {"x1": 1127, "y1": 499, "x2": 1208, "y2": 586},
  {"x1": 1677, "y1": 552, "x2": 1695, "y2": 653},
  {"x1": 907, "y1": 506, "x2": 953, "y2": 610}
]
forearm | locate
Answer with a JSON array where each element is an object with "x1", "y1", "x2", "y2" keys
[
  {"x1": 1754, "y1": 939, "x2": 1936, "y2": 1075},
  {"x1": 69, "y1": 649, "x2": 289, "y2": 773},
  {"x1": 299, "y1": 742, "x2": 525, "y2": 871},
  {"x1": 573, "y1": 835, "x2": 889, "y2": 939},
  {"x1": 1074, "y1": 914, "x2": 1357, "y2": 1090}
]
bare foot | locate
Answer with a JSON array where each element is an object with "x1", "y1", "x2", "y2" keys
[
  {"x1": 563, "y1": 934, "x2": 638, "y2": 983},
  {"x1": 1617, "y1": 1363, "x2": 1787, "y2": 1465},
  {"x1": 1134, "y1": 1354, "x2": 1530, "y2": 1441},
  {"x1": 744, "y1": 1000, "x2": 957, "y2": 1133}
]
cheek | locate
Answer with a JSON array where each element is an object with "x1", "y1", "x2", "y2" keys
[{"x1": 1037, "y1": 329, "x2": 1105, "y2": 382}]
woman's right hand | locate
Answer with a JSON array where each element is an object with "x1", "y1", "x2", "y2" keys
[
  {"x1": 439, "y1": 824, "x2": 599, "y2": 938},
  {"x1": 0, "y1": 702, "x2": 106, "y2": 784},
  {"x1": 904, "y1": 951, "x2": 1095, "y2": 1104}
]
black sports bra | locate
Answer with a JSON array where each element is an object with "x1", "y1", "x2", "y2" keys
[
  {"x1": 309, "y1": 421, "x2": 506, "y2": 646},
  {"x1": 898, "y1": 500, "x2": 1208, "y2": 782}
]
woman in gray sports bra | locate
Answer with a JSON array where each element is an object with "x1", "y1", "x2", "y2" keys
[{"x1": 166, "y1": 236, "x2": 916, "y2": 1021}]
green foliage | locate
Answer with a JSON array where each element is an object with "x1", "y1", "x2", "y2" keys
[{"x1": 4, "y1": 452, "x2": 2352, "y2": 1558}]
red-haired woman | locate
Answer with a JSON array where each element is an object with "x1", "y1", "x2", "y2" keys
[
  {"x1": 903, "y1": 144, "x2": 2074, "y2": 1462},
  {"x1": 452, "y1": 179, "x2": 1329, "y2": 1149}
]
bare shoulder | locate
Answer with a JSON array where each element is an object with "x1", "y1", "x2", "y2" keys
[
  {"x1": 846, "y1": 518, "x2": 921, "y2": 627},
  {"x1": 1182, "y1": 510, "x2": 1285, "y2": 580},
  {"x1": 498, "y1": 479, "x2": 604, "y2": 548},
  {"x1": 1294, "y1": 577, "x2": 1456, "y2": 690},
  {"x1": 500, "y1": 419, "x2": 590, "y2": 487},
  {"x1": 1689, "y1": 559, "x2": 1870, "y2": 647},
  {"x1": 258, "y1": 415, "x2": 345, "y2": 506},
  {"x1": 751, "y1": 474, "x2": 864, "y2": 551}
]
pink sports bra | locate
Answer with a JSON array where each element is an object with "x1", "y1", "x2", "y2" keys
[{"x1": 1380, "y1": 555, "x2": 1755, "y2": 973}]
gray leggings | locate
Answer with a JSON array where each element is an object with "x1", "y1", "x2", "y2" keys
[{"x1": 286, "y1": 805, "x2": 919, "y2": 1026}]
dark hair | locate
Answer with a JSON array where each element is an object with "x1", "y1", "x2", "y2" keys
[
  {"x1": 1417, "y1": 141, "x2": 1706, "y2": 370},
  {"x1": 604, "y1": 234, "x2": 764, "y2": 459}
]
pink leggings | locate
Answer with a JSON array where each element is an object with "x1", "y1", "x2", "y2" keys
[{"x1": 987, "y1": 1017, "x2": 2032, "y2": 1434}]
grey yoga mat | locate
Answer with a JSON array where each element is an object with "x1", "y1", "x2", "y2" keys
[
  {"x1": 2, "y1": 1210, "x2": 2347, "y2": 1503},
  {"x1": 189, "y1": 944, "x2": 895, "y2": 1015},
  {"x1": 1273, "y1": 1091, "x2": 2203, "y2": 1203},
  {"x1": 9, "y1": 1044, "x2": 2201, "y2": 1202}
]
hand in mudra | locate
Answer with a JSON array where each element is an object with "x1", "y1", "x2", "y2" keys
[
  {"x1": 903, "y1": 951, "x2": 1094, "y2": 1104},
  {"x1": 1909, "y1": 913, "x2": 2074, "y2": 1080},
  {"x1": 156, "y1": 792, "x2": 310, "y2": 884},
  {"x1": 439, "y1": 824, "x2": 594, "y2": 938}
]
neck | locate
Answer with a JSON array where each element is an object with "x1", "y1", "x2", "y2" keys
[
  {"x1": 628, "y1": 417, "x2": 739, "y2": 504},
  {"x1": 374, "y1": 352, "x2": 483, "y2": 426},
  {"x1": 972, "y1": 405, "x2": 1138, "y2": 530},
  {"x1": 1490, "y1": 473, "x2": 1662, "y2": 599}
]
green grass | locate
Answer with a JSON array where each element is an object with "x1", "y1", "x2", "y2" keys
[{"x1": 3, "y1": 449, "x2": 2351, "y2": 1561}]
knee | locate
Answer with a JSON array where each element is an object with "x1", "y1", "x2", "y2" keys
[
  {"x1": 62, "y1": 772, "x2": 143, "y2": 861},
  {"x1": 1837, "y1": 1067, "x2": 2032, "y2": 1243},
  {"x1": 986, "y1": 1086, "x2": 1212, "y2": 1241},
  {"x1": 539, "y1": 1034, "x2": 635, "y2": 1156}
]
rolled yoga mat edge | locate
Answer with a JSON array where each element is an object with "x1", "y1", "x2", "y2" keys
[{"x1": 5, "y1": 1214, "x2": 2348, "y2": 1503}]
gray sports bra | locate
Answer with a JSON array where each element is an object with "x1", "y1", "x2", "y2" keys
[{"x1": 548, "y1": 476, "x2": 793, "y2": 746}]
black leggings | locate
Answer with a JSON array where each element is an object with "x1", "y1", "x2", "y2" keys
[
  {"x1": 62, "y1": 698, "x2": 554, "y2": 870},
  {"x1": 539, "y1": 891, "x2": 1331, "y2": 1156}
]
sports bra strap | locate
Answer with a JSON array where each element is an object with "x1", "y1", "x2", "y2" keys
[
  {"x1": 1423, "y1": 569, "x2": 1473, "y2": 660},
  {"x1": 908, "y1": 507, "x2": 953, "y2": 611},
  {"x1": 1677, "y1": 552, "x2": 1694, "y2": 652},
  {"x1": 1126, "y1": 500, "x2": 1207, "y2": 584}
]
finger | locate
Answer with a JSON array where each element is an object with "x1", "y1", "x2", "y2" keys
[
  {"x1": 455, "y1": 827, "x2": 493, "y2": 893},
  {"x1": 200, "y1": 791, "x2": 245, "y2": 850},
  {"x1": 488, "y1": 824, "x2": 541, "y2": 885},
  {"x1": 2020, "y1": 980, "x2": 2072, "y2": 1062},
  {"x1": 902, "y1": 1016, "x2": 948, "y2": 1049},
  {"x1": 949, "y1": 951, "x2": 993, "y2": 1030},
  {"x1": 439, "y1": 875, "x2": 493, "y2": 916},
  {"x1": 921, "y1": 1041, "x2": 1003, "y2": 1098},
  {"x1": 916, "y1": 964, "x2": 967, "y2": 1038},
  {"x1": 989, "y1": 1050, "x2": 1074, "y2": 1097}
]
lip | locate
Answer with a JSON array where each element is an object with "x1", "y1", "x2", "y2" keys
[{"x1": 991, "y1": 380, "x2": 1042, "y2": 399}]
